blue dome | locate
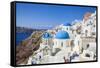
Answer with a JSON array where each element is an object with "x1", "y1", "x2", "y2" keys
[
  {"x1": 42, "y1": 32, "x2": 52, "y2": 39},
  {"x1": 55, "y1": 31, "x2": 70, "y2": 39},
  {"x1": 63, "y1": 23, "x2": 72, "y2": 26}
]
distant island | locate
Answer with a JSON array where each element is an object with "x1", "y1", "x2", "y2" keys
[{"x1": 16, "y1": 26, "x2": 47, "y2": 33}]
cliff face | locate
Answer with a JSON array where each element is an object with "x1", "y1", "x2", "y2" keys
[{"x1": 16, "y1": 31, "x2": 44, "y2": 65}]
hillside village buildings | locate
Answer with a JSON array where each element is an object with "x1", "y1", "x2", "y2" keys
[{"x1": 26, "y1": 11, "x2": 97, "y2": 65}]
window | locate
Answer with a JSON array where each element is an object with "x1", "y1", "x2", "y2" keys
[
  {"x1": 93, "y1": 25, "x2": 95, "y2": 27},
  {"x1": 86, "y1": 44, "x2": 89, "y2": 49},
  {"x1": 66, "y1": 27, "x2": 68, "y2": 30},
  {"x1": 61, "y1": 42, "x2": 63, "y2": 47},
  {"x1": 85, "y1": 30, "x2": 88, "y2": 37}
]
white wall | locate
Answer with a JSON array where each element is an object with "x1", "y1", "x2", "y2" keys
[{"x1": 0, "y1": 0, "x2": 99, "y2": 68}]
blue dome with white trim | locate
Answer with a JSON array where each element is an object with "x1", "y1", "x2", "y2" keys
[
  {"x1": 55, "y1": 30, "x2": 70, "y2": 39},
  {"x1": 42, "y1": 32, "x2": 52, "y2": 39},
  {"x1": 63, "y1": 23, "x2": 72, "y2": 26}
]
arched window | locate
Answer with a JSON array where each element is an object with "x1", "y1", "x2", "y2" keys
[
  {"x1": 61, "y1": 42, "x2": 63, "y2": 47},
  {"x1": 86, "y1": 44, "x2": 89, "y2": 49},
  {"x1": 85, "y1": 30, "x2": 88, "y2": 37},
  {"x1": 66, "y1": 27, "x2": 68, "y2": 30}
]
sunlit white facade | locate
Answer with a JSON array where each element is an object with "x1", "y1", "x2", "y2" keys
[{"x1": 27, "y1": 11, "x2": 97, "y2": 64}]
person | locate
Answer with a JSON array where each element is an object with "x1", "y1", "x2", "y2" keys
[
  {"x1": 39, "y1": 55, "x2": 41, "y2": 60},
  {"x1": 31, "y1": 59, "x2": 36, "y2": 64},
  {"x1": 63, "y1": 56, "x2": 67, "y2": 63}
]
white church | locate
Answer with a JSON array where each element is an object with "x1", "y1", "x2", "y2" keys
[{"x1": 27, "y1": 11, "x2": 97, "y2": 64}]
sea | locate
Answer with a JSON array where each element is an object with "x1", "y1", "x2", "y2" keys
[{"x1": 16, "y1": 32, "x2": 32, "y2": 45}]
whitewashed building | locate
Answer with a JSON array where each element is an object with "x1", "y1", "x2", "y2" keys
[{"x1": 53, "y1": 30, "x2": 71, "y2": 53}]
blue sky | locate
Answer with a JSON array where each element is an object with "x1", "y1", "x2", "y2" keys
[{"x1": 16, "y1": 3, "x2": 96, "y2": 29}]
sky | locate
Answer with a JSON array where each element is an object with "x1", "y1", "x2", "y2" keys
[{"x1": 16, "y1": 3, "x2": 96, "y2": 29}]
